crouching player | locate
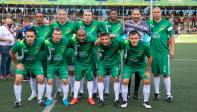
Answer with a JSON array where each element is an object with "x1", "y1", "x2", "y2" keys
[
  {"x1": 120, "y1": 30, "x2": 152, "y2": 109},
  {"x1": 44, "y1": 28, "x2": 70, "y2": 106},
  {"x1": 96, "y1": 32, "x2": 121, "y2": 107},
  {"x1": 10, "y1": 28, "x2": 45, "y2": 108}
]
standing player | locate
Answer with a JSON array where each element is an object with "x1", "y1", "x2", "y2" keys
[
  {"x1": 96, "y1": 32, "x2": 121, "y2": 107},
  {"x1": 102, "y1": 9, "x2": 123, "y2": 98},
  {"x1": 50, "y1": 9, "x2": 76, "y2": 98},
  {"x1": 75, "y1": 10, "x2": 106, "y2": 98},
  {"x1": 69, "y1": 29, "x2": 97, "y2": 105},
  {"x1": 123, "y1": 8, "x2": 151, "y2": 99},
  {"x1": 119, "y1": 30, "x2": 152, "y2": 109},
  {"x1": 10, "y1": 28, "x2": 45, "y2": 108},
  {"x1": 147, "y1": 7, "x2": 175, "y2": 102},
  {"x1": 44, "y1": 28, "x2": 70, "y2": 106}
]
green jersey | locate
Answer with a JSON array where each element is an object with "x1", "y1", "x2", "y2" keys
[
  {"x1": 75, "y1": 20, "x2": 106, "y2": 38},
  {"x1": 103, "y1": 19, "x2": 123, "y2": 37},
  {"x1": 50, "y1": 21, "x2": 76, "y2": 38},
  {"x1": 32, "y1": 24, "x2": 52, "y2": 40},
  {"x1": 44, "y1": 38, "x2": 69, "y2": 66},
  {"x1": 147, "y1": 18, "x2": 174, "y2": 54},
  {"x1": 123, "y1": 40, "x2": 151, "y2": 68},
  {"x1": 11, "y1": 38, "x2": 44, "y2": 65},
  {"x1": 99, "y1": 39, "x2": 122, "y2": 67},
  {"x1": 70, "y1": 35, "x2": 96, "y2": 67}
]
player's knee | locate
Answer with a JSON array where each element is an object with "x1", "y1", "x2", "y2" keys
[
  {"x1": 62, "y1": 79, "x2": 68, "y2": 85},
  {"x1": 69, "y1": 71, "x2": 74, "y2": 76},
  {"x1": 98, "y1": 76, "x2": 104, "y2": 82},
  {"x1": 122, "y1": 79, "x2": 129, "y2": 85},
  {"x1": 47, "y1": 80, "x2": 54, "y2": 85},
  {"x1": 113, "y1": 77, "x2": 119, "y2": 82},
  {"x1": 37, "y1": 75, "x2": 44, "y2": 84},
  {"x1": 15, "y1": 75, "x2": 23, "y2": 85},
  {"x1": 143, "y1": 79, "x2": 150, "y2": 85}
]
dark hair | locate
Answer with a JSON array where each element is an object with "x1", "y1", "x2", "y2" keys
[
  {"x1": 129, "y1": 30, "x2": 140, "y2": 37},
  {"x1": 109, "y1": 8, "x2": 117, "y2": 15},
  {"x1": 25, "y1": 28, "x2": 37, "y2": 36},
  {"x1": 53, "y1": 28, "x2": 62, "y2": 32},
  {"x1": 99, "y1": 32, "x2": 108, "y2": 37}
]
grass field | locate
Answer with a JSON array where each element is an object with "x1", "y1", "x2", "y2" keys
[{"x1": 0, "y1": 43, "x2": 197, "y2": 112}]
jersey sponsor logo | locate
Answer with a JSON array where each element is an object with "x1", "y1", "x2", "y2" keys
[
  {"x1": 152, "y1": 32, "x2": 160, "y2": 39},
  {"x1": 53, "y1": 55, "x2": 63, "y2": 61},
  {"x1": 128, "y1": 57, "x2": 138, "y2": 62},
  {"x1": 78, "y1": 51, "x2": 88, "y2": 57},
  {"x1": 25, "y1": 56, "x2": 36, "y2": 61}
]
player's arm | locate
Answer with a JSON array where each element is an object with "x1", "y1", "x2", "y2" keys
[
  {"x1": 145, "y1": 45, "x2": 152, "y2": 79},
  {"x1": 167, "y1": 21, "x2": 175, "y2": 59},
  {"x1": 9, "y1": 43, "x2": 24, "y2": 70}
]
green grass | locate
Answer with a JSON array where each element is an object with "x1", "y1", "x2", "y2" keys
[{"x1": 0, "y1": 43, "x2": 197, "y2": 112}]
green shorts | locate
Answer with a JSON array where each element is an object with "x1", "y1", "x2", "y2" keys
[
  {"x1": 75, "y1": 64, "x2": 94, "y2": 81},
  {"x1": 122, "y1": 65, "x2": 148, "y2": 80},
  {"x1": 16, "y1": 63, "x2": 44, "y2": 78},
  {"x1": 152, "y1": 54, "x2": 170, "y2": 75},
  {"x1": 47, "y1": 65, "x2": 68, "y2": 80},
  {"x1": 98, "y1": 64, "x2": 119, "y2": 78}
]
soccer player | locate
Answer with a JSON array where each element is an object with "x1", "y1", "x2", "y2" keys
[
  {"x1": 10, "y1": 28, "x2": 45, "y2": 108},
  {"x1": 96, "y1": 32, "x2": 121, "y2": 107},
  {"x1": 44, "y1": 28, "x2": 70, "y2": 106},
  {"x1": 69, "y1": 29, "x2": 98, "y2": 105},
  {"x1": 147, "y1": 7, "x2": 175, "y2": 102},
  {"x1": 27, "y1": 12, "x2": 52, "y2": 101},
  {"x1": 123, "y1": 8, "x2": 151, "y2": 99},
  {"x1": 119, "y1": 30, "x2": 152, "y2": 109},
  {"x1": 102, "y1": 9, "x2": 123, "y2": 98},
  {"x1": 75, "y1": 10, "x2": 106, "y2": 98},
  {"x1": 50, "y1": 9, "x2": 76, "y2": 98}
]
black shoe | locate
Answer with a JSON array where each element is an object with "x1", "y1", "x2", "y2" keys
[
  {"x1": 114, "y1": 100, "x2": 121, "y2": 108},
  {"x1": 120, "y1": 101, "x2": 128, "y2": 108},
  {"x1": 38, "y1": 99, "x2": 45, "y2": 106},
  {"x1": 53, "y1": 91, "x2": 61, "y2": 99},
  {"x1": 97, "y1": 99, "x2": 105, "y2": 107},
  {"x1": 166, "y1": 95, "x2": 173, "y2": 102},
  {"x1": 154, "y1": 93, "x2": 161, "y2": 100},
  {"x1": 78, "y1": 93, "x2": 84, "y2": 99},
  {"x1": 104, "y1": 93, "x2": 109, "y2": 99},
  {"x1": 13, "y1": 101, "x2": 22, "y2": 108},
  {"x1": 133, "y1": 93, "x2": 140, "y2": 100},
  {"x1": 93, "y1": 93, "x2": 98, "y2": 99}
]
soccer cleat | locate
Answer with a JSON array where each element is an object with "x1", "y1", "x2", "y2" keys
[
  {"x1": 88, "y1": 98, "x2": 96, "y2": 105},
  {"x1": 166, "y1": 95, "x2": 173, "y2": 102},
  {"x1": 93, "y1": 93, "x2": 98, "y2": 99},
  {"x1": 121, "y1": 101, "x2": 128, "y2": 108},
  {"x1": 78, "y1": 93, "x2": 84, "y2": 99},
  {"x1": 45, "y1": 99, "x2": 53, "y2": 106},
  {"x1": 154, "y1": 93, "x2": 161, "y2": 100},
  {"x1": 114, "y1": 100, "x2": 121, "y2": 108},
  {"x1": 104, "y1": 93, "x2": 109, "y2": 99},
  {"x1": 63, "y1": 99, "x2": 70, "y2": 106},
  {"x1": 13, "y1": 101, "x2": 22, "y2": 108},
  {"x1": 133, "y1": 93, "x2": 140, "y2": 100},
  {"x1": 142, "y1": 102, "x2": 151, "y2": 109},
  {"x1": 70, "y1": 98, "x2": 79, "y2": 105},
  {"x1": 97, "y1": 99, "x2": 105, "y2": 107},
  {"x1": 38, "y1": 99, "x2": 45, "y2": 106},
  {"x1": 28, "y1": 94, "x2": 37, "y2": 101},
  {"x1": 53, "y1": 91, "x2": 61, "y2": 99}
]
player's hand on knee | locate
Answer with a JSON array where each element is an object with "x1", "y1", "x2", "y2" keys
[
  {"x1": 16, "y1": 63, "x2": 24, "y2": 70},
  {"x1": 145, "y1": 71, "x2": 151, "y2": 80}
]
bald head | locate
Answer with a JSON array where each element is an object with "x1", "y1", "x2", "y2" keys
[
  {"x1": 77, "y1": 28, "x2": 86, "y2": 42},
  {"x1": 153, "y1": 7, "x2": 162, "y2": 22}
]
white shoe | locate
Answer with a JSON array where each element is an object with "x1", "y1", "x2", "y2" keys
[
  {"x1": 142, "y1": 102, "x2": 151, "y2": 109},
  {"x1": 121, "y1": 101, "x2": 128, "y2": 108},
  {"x1": 28, "y1": 94, "x2": 37, "y2": 101}
]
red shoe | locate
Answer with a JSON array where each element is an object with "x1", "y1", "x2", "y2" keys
[
  {"x1": 88, "y1": 98, "x2": 95, "y2": 105},
  {"x1": 70, "y1": 98, "x2": 79, "y2": 105}
]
